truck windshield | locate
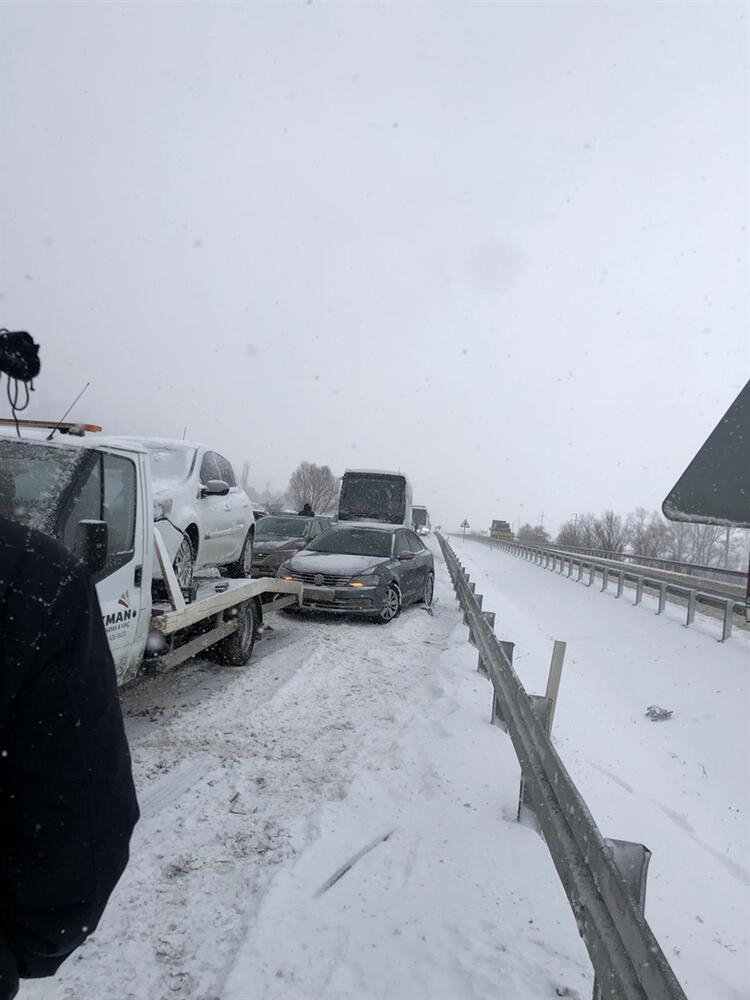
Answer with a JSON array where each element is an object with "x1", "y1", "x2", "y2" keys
[
  {"x1": 0, "y1": 441, "x2": 86, "y2": 532},
  {"x1": 338, "y1": 474, "x2": 406, "y2": 524},
  {"x1": 307, "y1": 527, "x2": 392, "y2": 557},
  {"x1": 256, "y1": 516, "x2": 308, "y2": 539}
]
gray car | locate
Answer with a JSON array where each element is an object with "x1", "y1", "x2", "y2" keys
[
  {"x1": 277, "y1": 524, "x2": 434, "y2": 623},
  {"x1": 251, "y1": 514, "x2": 331, "y2": 577}
]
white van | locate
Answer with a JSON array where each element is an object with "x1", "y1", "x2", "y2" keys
[{"x1": 337, "y1": 469, "x2": 413, "y2": 528}]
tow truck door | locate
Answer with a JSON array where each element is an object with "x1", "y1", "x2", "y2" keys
[{"x1": 61, "y1": 447, "x2": 149, "y2": 684}]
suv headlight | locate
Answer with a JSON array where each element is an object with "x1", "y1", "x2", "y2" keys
[
  {"x1": 277, "y1": 562, "x2": 293, "y2": 580},
  {"x1": 347, "y1": 575, "x2": 380, "y2": 588}
]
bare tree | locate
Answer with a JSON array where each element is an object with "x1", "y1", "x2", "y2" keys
[
  {"x1": 556, "y1": 519, "x2": 582, "y2": 548},
  {"x1": 591, "y1": 510, "x2": 629, "y2": 552},
  {"x1": 626, "y1": 508, "x2": 671, "y2": 558},
  {"x1": 287, "y1": 462, "x2": 338, "y2": 514},
  {"x1": 517, "y1": 523, "x2": 550, "y2": 545}
]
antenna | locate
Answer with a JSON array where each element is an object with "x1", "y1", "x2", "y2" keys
[
  {"x1": 182, "y1": 425, "x2": 187, "y2": 440},
  {"x1": 46, "y1": 382, "x2": 91, "y2": 440}
]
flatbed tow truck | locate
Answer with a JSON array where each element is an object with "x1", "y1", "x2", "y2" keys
[{"x1": 0, "y1": 420, "x2": 302, "y2": 685}]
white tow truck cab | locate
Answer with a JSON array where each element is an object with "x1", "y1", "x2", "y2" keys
[{"x1": 0, "y1": 421, "x2": 302, "y2": 686}]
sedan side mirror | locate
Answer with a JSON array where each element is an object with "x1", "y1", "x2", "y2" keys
[
  {"x1": 200, "y1": 479, "x2": 230, "y2": 498},
  {"x1": 397, "y1": 550, "x2": 416, "y2": 561},
  {"x1": 73, "y1": 519, "x2": 108, "y2": 575}
]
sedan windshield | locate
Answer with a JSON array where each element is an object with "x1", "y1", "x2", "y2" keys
[
  {"x1": 143, "y1": 443, "x2": 195, "y2": 482},
  {"x1": 256, "y1": 516, "x2": 308, "y2": 539},
  {"x1": 307, "y1": 527, "x2": 392, "y2": 557},
  {"x1": 0, "y1": 440, "x2": 86, "y2": 531}
]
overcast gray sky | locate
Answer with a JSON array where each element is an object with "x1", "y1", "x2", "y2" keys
[{"x1": 1, "y1": 1, "x2": 747, "y2": 533}]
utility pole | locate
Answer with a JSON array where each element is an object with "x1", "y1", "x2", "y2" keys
[{"x1": 539, "y1": 511, "x2": 545, "y2": 528}]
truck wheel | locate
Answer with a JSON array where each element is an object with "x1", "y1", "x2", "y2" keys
[
  {"x1": 226, "y1": 530, "x2": 254, "y2": 579},
  {"x1": 213, "y1": 599, "x2": 257, "y2": 666}
]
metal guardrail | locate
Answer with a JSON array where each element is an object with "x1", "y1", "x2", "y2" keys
[
  {"x1": 531, "y1": 540, "x2": 747, "y2": 588},
  {"x1": 437, "y1": 533, "x2": 687, "y2": 1000},
  {"x1": 465, "y1": 535, "x2": 746, "y2": 641}
]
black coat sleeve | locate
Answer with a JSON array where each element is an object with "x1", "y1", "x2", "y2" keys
[{"x1": 0, "y1": 528, "x2": 139, "y2": 991}]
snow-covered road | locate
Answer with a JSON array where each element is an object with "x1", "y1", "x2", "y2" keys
[
  {"x1": 26, "y1": 544, "x2": 593, "y2": 1000},
  {"x1": 453, "y1": 536, "x2": 750, "y2": 1000}
]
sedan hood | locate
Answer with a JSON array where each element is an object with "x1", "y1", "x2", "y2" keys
[{"x1": 286, "y1": 551, "x2": 387, "y2": 575}]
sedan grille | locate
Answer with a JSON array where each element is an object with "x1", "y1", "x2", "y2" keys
[{"x1": 290, "y1": 571, "x2": 351, "y2": 586}]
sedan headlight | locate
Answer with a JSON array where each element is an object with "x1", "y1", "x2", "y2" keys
[
  {"x1": 347, "y1": 574, "x2": 380, "y2": 589},
  {"x1": 277, "y1": 562, "x2": 294, "y2": 580}
]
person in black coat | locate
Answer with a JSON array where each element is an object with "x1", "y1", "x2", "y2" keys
[
  {"x1": 298, "y1": 503, "x2": 314, "y2": 517},
  {"x1": 0, "y1": 516, "x2": 139, "y2": 1000}
]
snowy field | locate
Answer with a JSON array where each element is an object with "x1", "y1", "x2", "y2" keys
[
  {"x1": 452, "y1": 536, "x2": 750, "y2": 1000},
  {"x1": 26, "y1": 543, "x2": 594, "y2": 1000}
]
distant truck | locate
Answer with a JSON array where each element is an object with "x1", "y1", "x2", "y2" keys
[
  {"x1": 412, "y1": 505, "x2": 431, "y2": 535},
  {"x1": 338, "y1": 469, "x2": 413, "y2": 528},
  {"x1": 490, "y1": 519, "x2": 514, "y2": 541}
]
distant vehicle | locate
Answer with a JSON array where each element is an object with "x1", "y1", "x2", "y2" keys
[
  {"x1": 128, "y1": 438, "x2": 255, "y2": 589},
  {"x1": 337, "y1": 469, "x2": 413, "y2": 528},
  {"x1": 490, "y1": 519, "x2": 514, "y2": 541},
  {"x1": 277, "y1": 523, "x2": 433, "y2": 623},
  {"x1": 412, "y1": 505, "x2": 431, "y2": 535},
  {"x1": 251, "y1": 514, "x2": 332, "y2": 577}
]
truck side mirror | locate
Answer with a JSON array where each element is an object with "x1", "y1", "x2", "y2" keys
[
  {"x1": 73, "y1": 519, "x2": 108, "y2": 575},
  {"x1": 200, "y1": 479, "x2": 230, "y2": 498}
]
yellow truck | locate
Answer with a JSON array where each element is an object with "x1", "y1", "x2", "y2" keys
[{"x1": 490, "y1": 519, "x2": 514, "y2": 541}]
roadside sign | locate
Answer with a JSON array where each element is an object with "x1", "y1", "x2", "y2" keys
[
  {"x1": 461, "y1": 518, "x2": 470, "y2": 538},
  {"x1": 662, "y1": 380, "x2": 750, "y2": 528}
]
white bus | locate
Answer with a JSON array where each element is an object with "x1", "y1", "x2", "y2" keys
[{"x1": 337, "y1": 469, "x2": 413, "y2": 528}]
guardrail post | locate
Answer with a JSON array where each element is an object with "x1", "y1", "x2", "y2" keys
[
  {"x1": 477, "y1": 610, "x2": 495, "y2": 676},
  {"x1": 592, "y1": 839, "x2": 652, "y2": 1000},
  {"x1": 467, "y1": 594, "x2": 483, "y2": 640},
  {"x1": 657, "y1": 582, "x2": 667, "y2": 615},
  {"x1": 490, "y1": 639, "x2": 515, "y2": 730},
  {"x1": 587, "y1": 563, "x2": 595, "y2": 587},
  {"x1": 721, "y1": 600, "x2": 733, "y2": 642},
  {"x1": 517, "y1": 694, "x2": 553, "y2": 832},
  {"x1": 686, "y1": 590, "x2": 696, "y2": 626},
  {"x1": 601, "y1": 567, "x2": 609, "y2": 592},
  {"x1": 545, "y1": 640, "x2": 567, "y2": 732},
  {"x1": 616, "y1": 571, "x2": 624, "y2": 598},
  {"x1": 635, "y1": 577, "x2": 644, "y2": 605},
  {"x1": 576, "y1": 560, "x2": 583, "y2": 581},
  {"x1": 567, "y1": 559, "x2": 573, "y2": 578}
]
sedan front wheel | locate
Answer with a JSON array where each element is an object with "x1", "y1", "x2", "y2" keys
[{"x1": 377, "y1": 584, "x2": 401, "y2": 624}]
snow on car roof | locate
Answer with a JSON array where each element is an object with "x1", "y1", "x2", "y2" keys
[
  {"x1": 124, "y1": 436, "x2": 206, "y2": 452},
  {"x1": 343, "y1": 468, "x2": 406, "y2": 477},
  {"x1": 329, "y1": 520, "x2": 399, "y2": 532}
]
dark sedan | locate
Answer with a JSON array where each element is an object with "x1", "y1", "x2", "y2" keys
[
  {"x1": 251, "y1": 514, "x2": 331, "y2": 577},
  {"x1": 277, "y1": 524, "x2": 434, "y2": 623}
]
